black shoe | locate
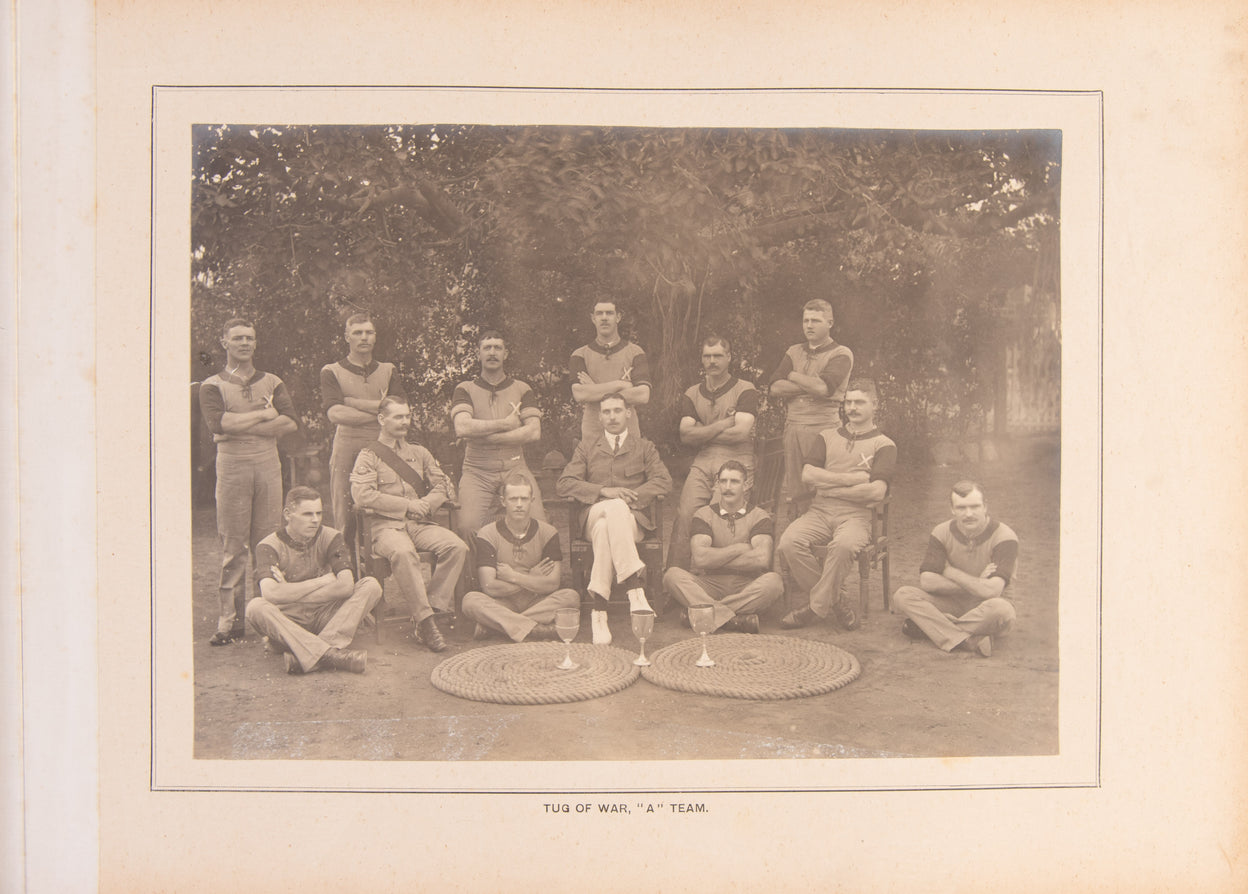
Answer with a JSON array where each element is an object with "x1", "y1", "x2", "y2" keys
[
  {"x1": 832, "y1": 598, "x2": 860, "y2": 631},
  {"x1": 528, "y1": 622, "x2": 560, "y2": 641},
  {"x1": 901, "y1": 618, "x2": 925, "y2": 640},
  {"x1": 779, "y1": 607, "x2": 816, "y2": 629},
  {"x1": 320, "y1": 647, "x2": 368, "y2": 674},
  {"x1": 208, "y1": 631, "x2": 234, "y2": 646},
  {"x1": 416, "y1": 616, "x2": 448, "y2": 652},
  {"x1": 720, "y1": 613, "x2": 760, "y2": 634}
]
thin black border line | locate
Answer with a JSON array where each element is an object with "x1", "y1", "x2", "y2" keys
[{"x1": 150, "y1": 84, "x2": 1103, "y2": 794}]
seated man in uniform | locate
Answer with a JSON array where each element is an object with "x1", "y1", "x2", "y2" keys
[
  {"x1": 776, "y1": 378, "x2": 895, "y2": 632},
  {"x1": 665, "y1": 335, "x2": 758, "y2": 572},
  {"x1": 461, "y1": 474, "x2": 578, "y2": 642},
  {"x1": 661, "y1": 461, "x2": 782, "y2": 634},
  {"x1": 556, "y1": 394, "x2": 672, "y2": 645},
  {"x1": 892, "y1": 480, "x2": 1019, "y2": 657},
  {"x1": 350, "y1": 396, "x2": 468, "y2": 653},
  {"x1": 246, "y1": 486, "x2": 379, "y2": 675}
]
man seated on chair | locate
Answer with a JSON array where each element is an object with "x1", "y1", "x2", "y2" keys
[
  {"x1": 349, "y1": 396, "x2": 468, "y2": 653},
  {"x1": 891, "y1": 480, "x2": 1018, "y2": 658},
  {"x1": 665, "y1": 335, "x2": 758, "y2": 572},
  {"x1": 776, "y1": 378, "x2": 895, "y2": 632},
  {"x1": 662, "y1": 460, "x2": 782, "y2": 634},
  {"x1": 246, "y1": 486, "x2": 379, "y2": 675},
  {"x1": 461, "y1": 474, "x2": 579, "y2": 642},
  {"x1": 556, "y1": 394, "x2": 672, "y2": 645}
]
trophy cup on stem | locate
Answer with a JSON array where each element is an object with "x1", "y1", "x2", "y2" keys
[
  {"x1": 688, "y1": 604, "x2": 716, "y2": 667},
  {"x1": 630, "y1": 609, "x2": 655, "y2": 666},
  {"x1": 554, "y1": 607, "x2": 580, "y2": 670}
]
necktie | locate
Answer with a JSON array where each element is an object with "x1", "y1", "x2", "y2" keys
[{"x1": 612, "y1": 436, "x2": 620, "y2": 454}]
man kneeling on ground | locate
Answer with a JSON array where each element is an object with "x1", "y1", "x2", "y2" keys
[
  {"x1": 462, "y1": 474, "x2": 579, "y2": 642},
  {"x1": 662, "y1": 460, "x2": 782, "y2": 634},
  {"x1": 247, "y1": 486, "x2": 380, "y2": 675},
  {"x1": 891, "y1": 479, "x2": 1018, "y2": 657}
]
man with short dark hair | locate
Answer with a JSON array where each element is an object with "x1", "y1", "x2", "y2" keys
[
  {"x1": 569, "y1": 299, "x2": 651, "y2": 445},
  {"x1": 892, "y1": 481, "x2": 1019, "y2": 657},
  {"x1": 320, "y1": 313, "x2": 405, "y2": 534},
  {"x1": 666, "y1": 335, "x2": 759, "y2": 571},
  {"x1": 662, "y1": 461, "x2": 782, "y2": 634},
  {"x1": 350, "y1": 396, "x2": 468, "y2": 652},
  {"x1": 246, "y1": 486, "x2": 379, "y2": 675},
  {"x1": 199, "y1": 318, "x2": 299, "y2": 645},
  {"x1": 451, "y1": 329, "x2": 547, "y2": 545},
  {"x1": 557, "y1": 395, "x2": 672, "y2": 645},
  {"x1": 461, "y1": 475, "x2": 578, "y2": 642},
  {"x1": 777, "y1": 378, "x2": 894, "y2": 632},
  {"x1": 768, "y1": 299, "x2": 853, "y2": 508}
]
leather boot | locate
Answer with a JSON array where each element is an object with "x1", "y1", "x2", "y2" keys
[
  {"x1": 320, "y1": 647, "x2": 368, "y2": 674},
  {"x1": 416, "y1": 616, "x2": 448, "y2": 652}
]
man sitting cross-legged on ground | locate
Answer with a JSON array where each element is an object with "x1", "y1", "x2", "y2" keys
[
  {"x1": 350, "y1": 396, "x2": 469, "y2": 653},
  {"x1": 662, "y1": 460, "x2": 783, "y2": 634},
  {"x1": 246, "y1": 486, "x2": 380, "y2": 675},
  {"x1": 892, "y1": 479, "x2": 1018, "y2": 658},
  {"x1": 461, "y1": 474, "x2": 579, "y2": 642},
  {"x1": 556, "y1": 394, "x2": 672, "y2": 645},
  {"x1": 776, "y1": 378, "x2": 895, "y2": 632}
]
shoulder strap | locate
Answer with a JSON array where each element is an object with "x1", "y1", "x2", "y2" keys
[{"x1": 367, "y1": 441, "x2": 429, "y2": 498}]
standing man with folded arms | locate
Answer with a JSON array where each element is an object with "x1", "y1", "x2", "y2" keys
[
  {"x1": 767, "y1": 299, "x2": 853, "y2": 509},
  {"x1": 451, "y1": 329, "x2": 546, "y2": 545},
  {"x1": 569, "y1": 299, "x2": 651, "y2": 445},
  {"x1": 199, "y1": 318, "x2": 299, "y2": 646},
  {"x1": 320, "y1": 312, "x2": 405, "y2": 535}
]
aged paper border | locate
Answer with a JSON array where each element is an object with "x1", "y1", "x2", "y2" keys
[{"x1": 78, "y1": 2, "x2": 1248, "y2": 891}]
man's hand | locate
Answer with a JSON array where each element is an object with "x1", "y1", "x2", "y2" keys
[
  {"x1": 529, "y1": 557, "x2": 557, "y2": 577},
  {"x1": 271, "y1": 567, "x2": 286, "y2": 583},
  {"x1": 406, "y1": 498, "x2": 431, "y2": 521},
  {"x1": 502, "y1": 402, "x2": 523, "y2": 430},
  {"x1": 979, "y1": 563, "x2": 998, "y2": 579},
  {"x1": 577, "y1": 371, "x2": 595, "y2": 386},
  {"x1": 600, "y1": 486, "x2": 638, "y2": 506}
]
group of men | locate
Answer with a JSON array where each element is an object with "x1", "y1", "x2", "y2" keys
[{"x1": 198, "y1": 296, "x2": 1020, "y2": 676}]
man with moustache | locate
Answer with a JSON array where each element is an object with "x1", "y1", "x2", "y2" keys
[
  {"x1": 661, "y1": 461, "x2": 782, "y2": 634},
  {"x1": 665, "y1": 335, "x2": 759, "y2": 571},
  {"x1": 767, "y1": 299, "x2": 853, "y2": 509},
  {"x1": 776, "y1": 379, "x2": 894, "y2": 633},
  {"x1": 350, "y1": 397, "x2": 468, "y2": 652},
  {"x1": 557, "y1": 395, "x2": 672, "y2": 645},
  {"x1": 891, "y1": 480, "x2": 1019, "y2": 657},
  {"x1": 320, "y1": 313, "x2": 405, "y2": 535},
  {"x1": 451, "y1": 329, "x2": 547, "y2": 546},
  {"x1": 199, "y1": 318, "x2": 299, "y2": 645},
  {"x1": 569, "y1": 299, "x2": 651, "y2": 445},
  {"x1": 247, "y1": 486, "x2": 378, "y2": 675},
  {"x1": 461, "y1": 474, "x2": 578, "y2": 642}
]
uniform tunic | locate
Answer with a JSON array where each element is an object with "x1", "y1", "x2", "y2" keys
[
  {"x1": 199, "y1": 368, "x2": 298, "y2": 634},
  {"x1": 569, "y1": 339, "x2": 650, "y2": 443},
  {"x1": 320, "y1": 358, "x2": 404, "y2": 533}
]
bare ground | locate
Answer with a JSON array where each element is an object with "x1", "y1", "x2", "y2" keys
[{"x1": 191, "y1": 436, "x2": 1059, "y2": 761}]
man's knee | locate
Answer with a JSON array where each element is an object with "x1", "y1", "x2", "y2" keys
[
  {"x1": 245, "y1": 597, "x2": 277, "y2": 623},
  {"x1": 355, "y1": 575, "x2": 383, "y2": 602},
  {"x1": 829, "y1": 521, "x2": 870, "y2": 558},
  {"x1": 891, "y1": 585, "x2": 927, "y2": 612},
  {"x1": 981, "y1": 597, "x2": 1016, "y2": 626},
  {"x1": 757, "y1": 571, "x2": 784, "y2": 599},
  {"x1": 461, "y1": 591, "x2": 489, "y2": 615}
]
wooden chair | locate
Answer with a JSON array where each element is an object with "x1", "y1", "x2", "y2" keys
[
  {"x1": 781, "y1": 493, "x2": 892, "y2": 618},
  {"x1": 345, "y1": 501, "x2": 460, "y2": 643},
  {"x1": 750, "y1": 435, "x2": 787, "y2": 516},
  {"x1": 567, "y1": 497, "x2": 666, "y2": 616}
]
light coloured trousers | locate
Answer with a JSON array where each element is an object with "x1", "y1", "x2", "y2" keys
[
  {"x1": 776, "y1": 502, "x2": 871, "y2": 618},
  {"x1": 583, "y1": 498, "x2": 646, "y2": 600},
  {"x1": 215, "y1": 451, "x2": 283, "y2": 634},
  {"x1": 371, "y1": 521, "x2": 468, "y2": 621},
  {"x1": 246, "y1": 577, "x2": 382, "y2": 672},
  {"x1": 456, "y1": 458, "x2": 546, "y2": 544},
  {"x1": 891, "y1": 586, "x2": 1016, "y2": 651},
  {"x1": 462, "y1": 587, "x2": 579, "y2": 641},
  {"x1": 662, "y1": 568, "x2": 782, "y2": 630}
]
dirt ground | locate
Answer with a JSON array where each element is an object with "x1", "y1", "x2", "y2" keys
[{"x1": 191, "y1": 436, "x2": 1059, "y2": 761}]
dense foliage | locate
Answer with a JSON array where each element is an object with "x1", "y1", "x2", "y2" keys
[{"x1": 191, "y1": 124, "x2": 1059, "y2": 458}]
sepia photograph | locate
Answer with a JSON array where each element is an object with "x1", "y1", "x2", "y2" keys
[{"x1": 162, "y1": 95, "x2": 1082, "y2": 780}]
